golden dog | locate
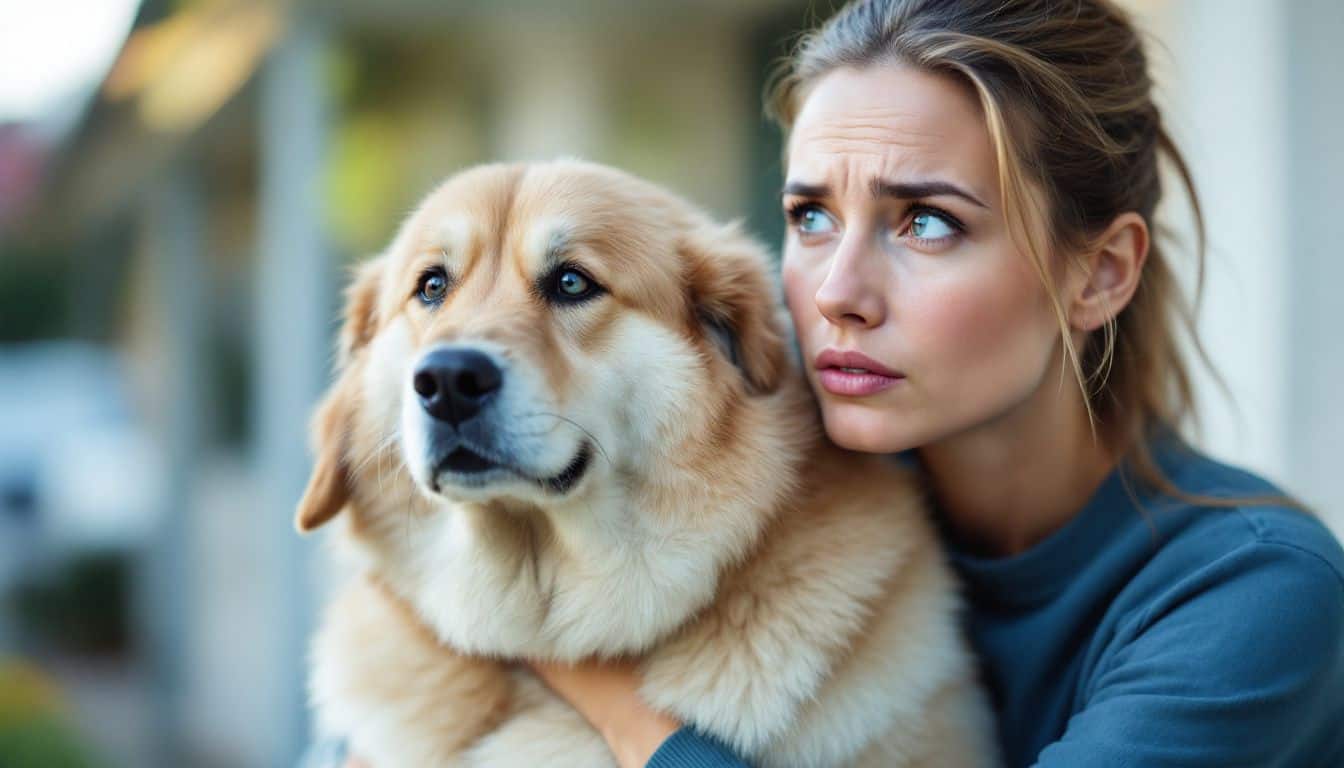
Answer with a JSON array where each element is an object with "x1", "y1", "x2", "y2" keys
[{"x1": 296, "y1": 160, "x2": 997, "y2": 767}]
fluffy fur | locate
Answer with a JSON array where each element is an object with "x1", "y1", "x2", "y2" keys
[{"x1": 297, "y1": 159, "x2": 999, "y2": 767}]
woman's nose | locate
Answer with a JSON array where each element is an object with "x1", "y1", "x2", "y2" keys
[{"x1": 814, "y1": 236, "x2": 886, "y2": 328}]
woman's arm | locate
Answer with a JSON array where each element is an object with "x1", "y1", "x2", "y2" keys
[
  {"x1": 316, "y1": 661, "x2": 750, "y2": 768},
  {"x1": 1033, "y1": 541, "x2": 1344, "y2": 766},
  {"x1": 528, "y1": 658, "x2": 752, "y2": 768}
]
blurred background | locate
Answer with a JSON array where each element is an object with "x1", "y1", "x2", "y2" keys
[{"x1": 0, "y1": 0, "x2": 1339, "y2": 766}]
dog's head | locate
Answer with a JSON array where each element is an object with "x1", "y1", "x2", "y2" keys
[
  {"x1": 298, "y1": 160, "x2": 789, "y2": 528},
  {"x1": 295, "y1": 160, "x2": 801, "y2": 655}
]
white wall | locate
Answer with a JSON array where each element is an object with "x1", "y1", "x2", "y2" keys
[
  {"x1": 1281, "y1": 0, "x2": 1344, "y2": 538},
  {"x1": 1129, "y1": 0, "x2": 1343, "y2": 536}
]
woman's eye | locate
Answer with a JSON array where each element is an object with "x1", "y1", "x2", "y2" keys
[
  {"x1": 554, "y1": 268, "x2": 596, "y2": 300},
  {"x1": 909, "y1": 211, "x2": 958, "y2": 240},
  {"x1": 789, "y1": 204, "x2": 837, "y2": 235},
  {"x1": 417, "y1": 269, "x2": 449, "y2": 304}
]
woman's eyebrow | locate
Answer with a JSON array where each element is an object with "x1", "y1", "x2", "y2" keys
[
  {"x1": 782, "y1": 178, "x2": 988, "y2": 210},
  {"x1": 871, "y1": 178, "x2": 989, "y2": 209},
  {"x1": 782, "y1": 180, "x2": 830, "y2": 198}
]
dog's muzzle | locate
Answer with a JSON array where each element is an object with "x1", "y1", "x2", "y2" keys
[{"x1": 409, "y1": 345, "x2": 593, "y2": 496}]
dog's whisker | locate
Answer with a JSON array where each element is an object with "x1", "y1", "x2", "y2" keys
[
  {"x1": 517, "y1": 411, "x2": 612, "y2": 468},
  {"x1": 512, "y1": 426, "x2": 564, "y2": 440},
  {"x1": 376, "y1": 450, "x2": 384, "y2": 494},
  {"x1": 342, "y1": 431, "x2": 404, "y2": 502},
  {"x1": 403, "y1": 487, "x2": 411, "y2": 551},
  {"x1": 350, "y1": 431, "x2": 403, "y2": 478}
]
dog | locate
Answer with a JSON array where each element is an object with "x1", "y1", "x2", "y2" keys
[{"x1": 296, "y1": 159, "x2": 998, "y2": 767}]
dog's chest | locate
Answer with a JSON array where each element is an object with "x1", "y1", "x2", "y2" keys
[{"x1": 381, "y1": 506, "x2": 728, "y2": 660}]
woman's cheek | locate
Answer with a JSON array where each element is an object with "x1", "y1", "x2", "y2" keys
[
  {"x1": 909, "y1": 269, "x2": 1055, "y2": 405},
  {"x1": 914, "y1": 285, "x2": 1009, "y2": 359},
  {"x1": 781, "y1": 253, "x2": 819, "y2": 338}
]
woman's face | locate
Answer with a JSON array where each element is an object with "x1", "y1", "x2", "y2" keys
[{"x1": 781, "y1": 64, "x2": 1063, "y2": 453}]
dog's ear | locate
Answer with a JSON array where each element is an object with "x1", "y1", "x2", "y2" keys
[
  {"x1": 336, "y1": 257, "x2": 384, "y2": 367},
  {"x1": 295, "y1": 258, "x2": 382, "y2": 533},
  {"x1": 683, "y1": 221, "x2": 789, "y2": 395},
  {"x1": 295, "y1": 380, "x2": 355, "y2": 533}
]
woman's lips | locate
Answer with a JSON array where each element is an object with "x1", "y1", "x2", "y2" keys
[{"x1": 814, "y1": 348, "x2": 905, "y2": 397}]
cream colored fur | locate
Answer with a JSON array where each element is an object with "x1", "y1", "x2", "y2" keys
[{"x1": 297, "y1": 159, "x2": 1000, "y2": 767}]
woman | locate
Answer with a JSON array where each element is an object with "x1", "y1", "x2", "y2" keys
[{"x1": 523, "y1": 1, "x2": 1344, "y2": 766}]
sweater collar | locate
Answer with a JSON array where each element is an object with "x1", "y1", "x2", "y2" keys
[{"x1": 923, "y1": 432, "x2": 1193, "y2": 609}]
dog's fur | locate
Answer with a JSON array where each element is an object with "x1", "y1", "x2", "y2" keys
[{"x1": 297, "y1": 160, "x2": 998, "y2": 767}]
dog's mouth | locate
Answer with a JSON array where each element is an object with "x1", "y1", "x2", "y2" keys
[
  {"x1": 430, "y1": 441, "x2": 593, "y2": 496},
  {"x1": 440, "y1": 446, "x2": 497, "y2": 474}
]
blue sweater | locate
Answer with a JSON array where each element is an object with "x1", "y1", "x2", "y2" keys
[{"x1": 648, "y1": 440, "x2": 1344, "y2": 767}]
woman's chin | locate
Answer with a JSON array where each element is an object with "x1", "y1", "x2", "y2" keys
[{"x1": 819, "y1": 400, "x2": 924, "y2": 455}]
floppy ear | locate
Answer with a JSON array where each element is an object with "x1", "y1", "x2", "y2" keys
[
  {"x1": 682, "y1": 221, "x2": 789, "y2": 395},
  {"x1": 295, "y1": 259, "x2": 383, "y2": 533},
  {"x1": 336, "y1": 257, "x2": 385, "y2": 367},
  {"x1": 295, "y1": 381, "x2": 355, "y2": 533}
]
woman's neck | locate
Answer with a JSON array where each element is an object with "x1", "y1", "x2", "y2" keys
[{"x1": 917, "y1": 358, "x2": 1118, "y2": 558}]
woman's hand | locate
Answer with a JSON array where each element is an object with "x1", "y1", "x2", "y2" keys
[
  {"x1": 528, "y1": 657, "x2": 681, "y2": 768},
  {"x1": 335, "y1": 660, "x2": 680, "y2": 768}
]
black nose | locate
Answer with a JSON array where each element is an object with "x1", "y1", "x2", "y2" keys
[{"x1": 412, "y1": 347, "x2": 503, "y2": 426}]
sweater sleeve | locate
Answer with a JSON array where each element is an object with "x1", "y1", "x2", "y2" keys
[
  {"x1": 645, "y1": 726, "x2": 753, "y2": 768},
  {"x1": 1033, "y1": 540, "x2": 1344, "y2": 767}
]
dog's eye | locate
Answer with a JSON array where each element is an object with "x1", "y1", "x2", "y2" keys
[
  {"x1": 417, "y1": 268, "x2": 449, "y2": 305},
  {"x1": 558, "y1": 270, "x2": 589, "y2": 296},
  {"x1": 551, "y1": 268, "x2": 599, "y2": 301}
]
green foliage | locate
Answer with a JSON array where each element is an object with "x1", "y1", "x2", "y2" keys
[
  {"x1": 0, "y1": 713, "x2": 100, "y2": 768},
  {"x1": 0, "y1": 661, "x2": 101, "y2": 768}
]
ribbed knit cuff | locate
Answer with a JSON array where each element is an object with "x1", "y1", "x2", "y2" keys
[{"x1": 645, "y1": 726, "x2": 751, "y2": 767}]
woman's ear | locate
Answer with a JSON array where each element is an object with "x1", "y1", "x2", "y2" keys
[
  {"x1": 1069, "y1": 212, "x2": 1149, "y2": 332},
  {"x1": 682, "y1": 221, "x2": 789, "y2": 395},
  {"x1": 295, "y1": 257, "x2": 383, "y2": 533}
]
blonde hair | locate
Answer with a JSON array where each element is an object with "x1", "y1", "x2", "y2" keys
[{"x1": 768, "y1": 0, "x2": 1294, "y2": 507}]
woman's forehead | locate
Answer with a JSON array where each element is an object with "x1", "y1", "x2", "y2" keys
[{"x1": 786, "y1": 65, "x2": 996, "y2": 202}]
